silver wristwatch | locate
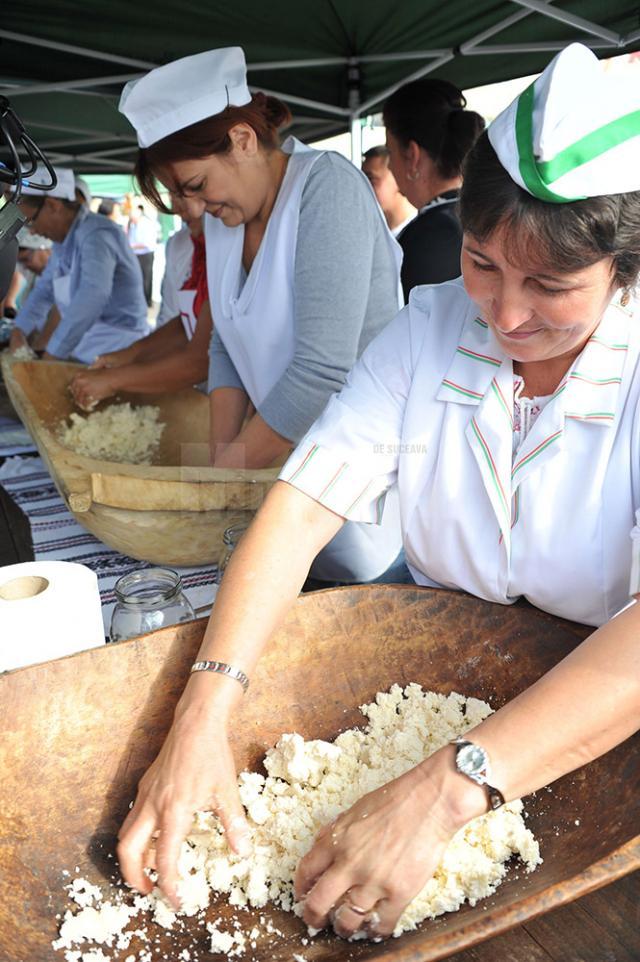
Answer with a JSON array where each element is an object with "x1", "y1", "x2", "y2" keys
[{"x1": 452, "y1": 737, "x2": 505, "y2": 811}]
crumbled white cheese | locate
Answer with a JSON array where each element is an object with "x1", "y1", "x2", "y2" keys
[
  {"x1": 53, "y1": 685, "x2": 541, "y2": 956},
  {"x1": 53, "y1": 902, "x2": 138, "y2": 950},
  {"x1": 11, "y1": 345, "x2": 37, "y2": 361},
  {"x1": 207, "y1": 923, "x2": 246, "y2": 956},
  {"x1": 188, "y1": 685, "x2": 540, "y2": 936},
  {"x1": 68, "y1": 878, "x2": 103, "y2": 908},
  {"x1": 58, "y1": 402, "x2": 164, "y2": 464}
]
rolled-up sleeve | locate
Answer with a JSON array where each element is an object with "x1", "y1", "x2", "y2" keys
[
  {"x1": 259, "y1": 155, "x2": 395, "y2": 443},
  {"x1": 208, "y1": 327, "x2": 244, "y2": 392},
  {"x1": 47, "y1": 231, "x2": 117, "y2": 358},
  {"x1": 279, "y1": 306, "x2": 413, "y2": 523},
  {"x1": 14, "y1": 255, "x2": 56, "y2": 336}
]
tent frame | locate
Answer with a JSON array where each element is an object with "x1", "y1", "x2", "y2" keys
[{"x1": 1, "y1": 0, "x2": 638, "y2": 167}]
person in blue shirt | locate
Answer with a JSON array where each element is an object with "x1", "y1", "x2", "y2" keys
[{"x1": 9, "y1": 167, "x2": 149, "y2": 362}]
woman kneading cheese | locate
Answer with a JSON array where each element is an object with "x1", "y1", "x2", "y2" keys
[
  {"x1": 117, "y1": 44, "x2": 640, "y2": 940},
  {"x1": 117, "y1": 47, "x2": 403, "y2": 584},
  {"x1": 9, "y1": 168, "x2": 149, "y2": 362},
  {"x1": 69, "y1": 206, "x2": 211, "y2": 408}
]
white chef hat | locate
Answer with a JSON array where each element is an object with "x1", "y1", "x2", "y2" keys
[
  {"x1": 75, "y1": 176, "x2": 92, "y2": 205},
  {"x1": 119, "y1": 47, "x2": 252, "y2": 148},
  {"x1": 21, "y1": 165, "x2": 77, "y2": 201},
  {"x1": 488, "y1": 43, "x2": 640, "y2": 203},
  {"x1": 16, "y1": 227, "x2": 52, "y2": 250}
]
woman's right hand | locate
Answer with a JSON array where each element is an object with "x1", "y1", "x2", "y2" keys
[
  {"x1": 70, "y1": 369, "x2": 121, "y2": 410},
  {"x1": 117, "y1": 692, "x2": 251, "y2": 908}
]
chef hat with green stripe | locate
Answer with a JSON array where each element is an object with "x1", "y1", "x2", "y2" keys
[{"x1": 488, "y1": 43, "x2": 640, "y2": 204}]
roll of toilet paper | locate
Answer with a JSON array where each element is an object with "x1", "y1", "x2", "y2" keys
[{"x1": 0, "y1": 561, "x2": 105, "y2": 672}]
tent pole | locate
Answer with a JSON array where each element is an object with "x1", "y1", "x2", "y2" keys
[
  {"x1": 44, "y1": 151, "x2": 133, "y2": 170},
  {"x1": 75, "y1": 145, "x2": 141, "y2": 159},
  {"x1": 508, "y1": 0, "x2": 622, "y2": 44},
  {"x1": 357, "y1": 52, "x2": 454, "y2": 118},
  {"x1": 0, "y1": 29, "x2": 156, "y2": 69},
  {"x1": 36, "y1": 135, "x2": 137, "y2": 150},
  {"x1": 463, "y1": 40, "x2": 618, "y2": 54},
  {"x1": 19, "y1": 119, "x2": 128, "y2": 138},
  {"x1": 248, "y1": 57, "x2": 348, "y2": 70},
  {"x1": 348, "y1": 58, "x2": 362, "y2": 167},
  {"x1": 0, "y1": 73, "x2": 143, "y2": 97},
  {"x1": 350, "y1": 116, "x2": 363, "y2": 166},
  {"x1": 358, "y1": 49, "x2": 450, "y2": 63},
  {"x1": 249, "y1": 86, "x2": 349, "y2": 117},
  {"x1": 248, "y1": 51, "x2": 450, "y2": 70},
  {"x1": 460, "y1": 4, "x2": 537, "y2": 52}
]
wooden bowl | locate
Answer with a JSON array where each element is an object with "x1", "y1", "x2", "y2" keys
[
  {"x1": 1, "y1": 585, "x2": 638, "y2": 962},
  {"x1": 1, "y1": 356, "x2": 278, "y2": 564}
]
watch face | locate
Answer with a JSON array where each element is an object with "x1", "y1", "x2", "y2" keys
[{"x1": 457, "y1": 743, "x2": 487, "y2": 778}]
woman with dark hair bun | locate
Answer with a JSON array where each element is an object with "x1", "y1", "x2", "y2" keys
[
  {"x1": 118, "y1": 47, "x2": 403, "y2": 588},
  {"x1": 383, "y1": 78, "x2": 484, "y2": 301}
]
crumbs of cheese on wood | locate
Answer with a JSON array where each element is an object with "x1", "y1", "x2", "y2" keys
[
  {"x1": 53, "y1": 685, "x2": 541, "y2": 959},
  {"x1": 57, "y1": 402, "x2": 164, "y2": 464},
  {"x1": 10, "y1": 345, "x2": 37, "y2": 360}
]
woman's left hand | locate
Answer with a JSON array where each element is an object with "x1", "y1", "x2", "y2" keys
[
  {"x1": 294, "y1": 747, "x2": 486, "y2": 940},
  {"x1": 70, "y1": 369, "x2": 120, "y2": 410},
  {"x1": 8, "y1": 328, "x2": 28, "y2": 353}
]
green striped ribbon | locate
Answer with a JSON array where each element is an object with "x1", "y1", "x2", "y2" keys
[{"x1": 515, "y1": 82, "x2": 640, "y2": 204}]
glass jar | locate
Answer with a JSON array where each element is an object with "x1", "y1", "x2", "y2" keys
[
  {"x1": 109, "y1": 567, "x2": 195, "y2": 643},
  {"x1": 215, "y1": 521, "x2": 249, "y2": 585}
]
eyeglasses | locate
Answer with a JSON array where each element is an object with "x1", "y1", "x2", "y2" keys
[
  {"x1": 23, "y1": 206, "x2": 43, "y2": 230},
  {"x1": 16, "y1": 194, "x2": 45, "y2": 230}
]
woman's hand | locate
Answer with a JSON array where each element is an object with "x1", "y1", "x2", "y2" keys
[
  {"x1": 294, "y1": 747, "x2": 486, "y2": 940},
  {"x1": 8, "y1": 328, "x2": 29, "y2": 353},
  {"x1": 117, "y1": 689, "x2": 251, "y2": 909},
  {"x1": 69, "y1": 369, "x2": 121, "y2": 410},
  {"x1": 90, "y1": 346, "x2": 138, "y2": 370}
]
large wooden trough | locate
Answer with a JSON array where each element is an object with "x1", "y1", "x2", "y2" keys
[
  {"x1": 1, "y1": 355, "x2": 279, "y2": 564},
  {"x1": 1, "y1": 585, "x2": 638, "y2": 962}
]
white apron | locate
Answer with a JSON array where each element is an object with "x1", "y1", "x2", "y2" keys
[
  {"x1": 205, "y1": 135, "x2": 402, "y2": 408},
  {"x1": 205, "y1": 136, "x2": 404, "y2": 581},
  {"x1": 53, "y1": 266, "x2": 141, "y2": 365},
  {"x1": 205, "y1": 138, "x2": 319, "y2": 408}
]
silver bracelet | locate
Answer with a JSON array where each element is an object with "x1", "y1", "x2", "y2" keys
[{"x1": 190, "y1": 660, "x2": 250, "y2": 693}]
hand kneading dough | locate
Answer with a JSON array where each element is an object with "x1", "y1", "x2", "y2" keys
[
  {"x1": 58, "y1": 402, "x2": 164, "y2": 464},
  {"x1": 53, "y1": 685, "x2": 541, "y2": 959}
]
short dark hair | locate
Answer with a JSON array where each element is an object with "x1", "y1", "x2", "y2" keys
[
  {"x1": 363, "y1": 145, "x2": 390, "y2": 163},
  {"x1": 98, "y1": 198, "x2": 115, "y2": 216},
  {"x1": 459, "y1": 132, "x2": 640, "y2": 290},
  {"x1": 20, "y1": 194, "x2": 80, "y2": 214},
  {"x1": 383, "y1": 78, "x2": 484, "y2": 179},
  {"x1": 20, "y1": 194, "x2": 45, "y2": 214}
]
